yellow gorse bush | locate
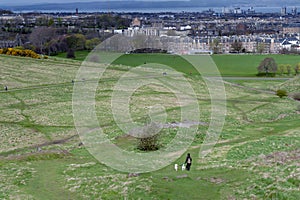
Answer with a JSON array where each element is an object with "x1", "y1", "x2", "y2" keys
[{"x1": 0, "y1": 48, "x2": 42, "y2": 59}]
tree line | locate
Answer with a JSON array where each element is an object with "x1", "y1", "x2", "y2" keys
[
  {"x1": 257, "y1": 57, "x2": 300, "y2": 76},
  {"x1": 0, "y1": 14, "x2": 131, "y2": 58},
  {"x1": 26, "y1": 27, "x2": 109, "y2": 58}
]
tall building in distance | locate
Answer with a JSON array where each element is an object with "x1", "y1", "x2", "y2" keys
[
  {"x1": 281, "y1": 7, "x2": 287, "y2": 16},
  {"x1": 292, "y1": 7, "x2": 297, "y2": 16}
]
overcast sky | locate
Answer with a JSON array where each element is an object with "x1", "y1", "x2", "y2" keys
[{"x1": 1, "y1": 0, "x2": 187, "y2": 6}]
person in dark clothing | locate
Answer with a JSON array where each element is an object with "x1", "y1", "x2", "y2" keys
[
  {"x1": 185, "y1": 153, "x2": 192, "y2": 171},
  {"x1": 4, "y1": 86, "x2": 7, "y2": 91}
]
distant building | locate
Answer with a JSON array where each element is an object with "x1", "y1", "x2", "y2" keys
[
  {"x1": 131, "y1": 17, "x2": 141, "y2": 27},
  {"x1": 281, "y1": 7, "x2": 287, "y2": 16},
  {"x1": 0, "y1": 34, "x2": 22, "y2": 48},
  {"x1": 233, "y1": 7, "x2": 242, "y2": 14},
  {"x1": 180, "y1": 25, "x2": 192, "y2": 31},
  {"x1": 246, "y1": 7, "x2": 255, "y2": 14},
  {"x1": 292, "y1": 7, "x2": 297, "y2": 16},
  {"x1": 236, "y1": 23, "x2": 247, "y2": 33},
  {"x1": 0, "y1": 40, "x2": 16, "y2": 48},
  {"x1": 283, "y1": 24, "x2": 300, "y2": 34},
  {"x1": 281, "y1": 37, "x2": 300, "y2": 51},
  {"x1": 222, "y1": 7, "x2": 232, "y2": 14},
  {"x1": 123, "y1": 27, "x2": 160, "y2": 37}
]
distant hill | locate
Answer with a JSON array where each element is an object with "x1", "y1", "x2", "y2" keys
[{"x1": 3, "y1": 0, "x2": 300, "y2": 12}]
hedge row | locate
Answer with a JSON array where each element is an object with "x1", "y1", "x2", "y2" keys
[{"x1": 0, "y1": 48, "x2": 45, "y2": 59}]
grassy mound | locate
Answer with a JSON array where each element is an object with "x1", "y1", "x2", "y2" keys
[{"x1": 0, "y1": 54, "x2": 299, "y2": 199}]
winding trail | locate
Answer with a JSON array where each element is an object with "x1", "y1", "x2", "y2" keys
[{"x1": 206, "y1": 76, "x2": 293, "y2": 95}]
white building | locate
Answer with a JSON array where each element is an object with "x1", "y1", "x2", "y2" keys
[{"x1": 281, "y1": 37, "x2": 300, "y2": 51}]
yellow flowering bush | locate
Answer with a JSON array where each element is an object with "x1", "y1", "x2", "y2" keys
[{"x1": 0, "y1": 48, "x2": 41, "y2": 59}]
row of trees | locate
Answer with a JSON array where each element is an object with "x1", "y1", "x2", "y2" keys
[
  {"x1": 1, "y1": 13, "x2": 130, "y2": 58},
  {"x1": 257, "y1": 57, "x2": 300, "y2": 76},
  {"x1": 27, "y1": 27, "x2": 103, "y2": 57},
  {"x1": 278, "y1": 63, "x2": 300, "y2": 75}
]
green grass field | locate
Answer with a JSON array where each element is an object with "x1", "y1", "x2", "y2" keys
[
  {"x1": 0, "y1": 53, "x2": 299, "y2": 199},
  {"x1": 212, "y1": 54, "x2": 300, "y2": 76},
  {"x1": 57, "y1": 51, "x2": 300, "y2": 76},
  {"x1": 55, "y1": 50, "x2": 91, "y2": 61}
]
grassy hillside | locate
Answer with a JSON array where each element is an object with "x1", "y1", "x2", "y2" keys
[
  {"x1": 276, "y1": 76, "x2": 300, "y2": 93},
  {"x1": 0, "y1": 54, "x2": 299, "y2": 199}
]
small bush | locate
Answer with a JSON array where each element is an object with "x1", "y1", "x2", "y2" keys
[
  {"x1": 137, "y1": 122, "x2": 161, "y2": 151},
  {"x1": 276, "y1": 89, "x2": 288, "y2": 98},
  {"x1": 137, "y1": 134, "x2": 160, "y2": 151},
  {"x1": 257, "y1": 73, "x2": 276, "y2": 77},
  {"x1": 67, "y1": 49, "x2": 75, "y2": 59}
]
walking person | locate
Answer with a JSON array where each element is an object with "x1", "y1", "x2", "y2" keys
[{"x1": 185, "y1": 153, "x2": 192, "y2": 171}]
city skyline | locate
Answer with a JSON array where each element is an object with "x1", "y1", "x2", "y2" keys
[{"x1": 1, "y1": 0, "x2": 300, "y2": 7}]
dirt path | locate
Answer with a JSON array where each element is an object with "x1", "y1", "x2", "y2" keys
[
  {"x1": 0, "y1": 135, "x2": 78, "y2": 158},
  {"x1": 218, "y1": 77, "x2": 292, "y2": 81},
  {"x1": 206, "y1": 76, "x2": 293, "y2": 94},
  {"x1": 223, "y1": 80, "x2": 275, "y2": 94}
]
